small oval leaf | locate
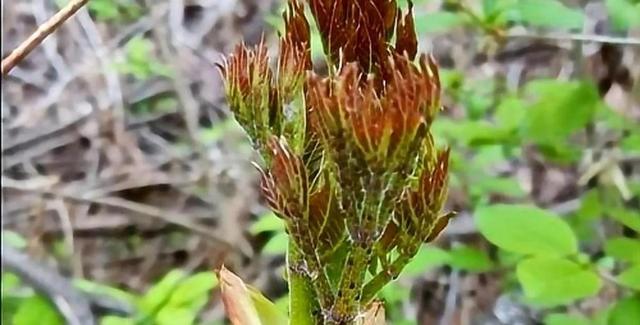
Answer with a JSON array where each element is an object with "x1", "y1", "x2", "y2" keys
[
  {"x1": 476, "y1": 204, "x2": 577, "y2": 256},
  {"x1": 516, "y1": 257, "x2": 601, "y2": 306},
  {"x1": 617, "y1": 264, "x2": 640, "y2": 291},
  {"x1": 605, "y1": 237, "x2": 640, "y2": 263}
]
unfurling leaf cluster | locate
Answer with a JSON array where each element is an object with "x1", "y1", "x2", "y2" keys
[{"x1": 221, "y1": 0, "x2": 451, "y2": 323}]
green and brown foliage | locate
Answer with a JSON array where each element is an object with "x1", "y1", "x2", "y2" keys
[{"x1": 221, "y1": 0, "x2": 451, "y2": 323}]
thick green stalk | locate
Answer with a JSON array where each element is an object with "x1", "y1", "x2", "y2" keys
[
  {"x1": 330, "y1": 244, "x2": 370, "y2": 324},
  {"x1": 287, "y1": 242, "x2": 321, "y2": 325},
  {"x1": 290, "y1": 222, "x2": 335, "y2": 311},
  {"x1": 361, "y1": 255, "x2": 411, "y2": 304}
]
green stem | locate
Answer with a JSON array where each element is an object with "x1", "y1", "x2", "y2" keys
[
  {"x1": 288, "y1": 243, "x2": 321, "y2": 325},
  {"x1": 330, "y1": 244, "x2": 369, "y2": 323},
  {"x1": 291, "y1": 222, "x2": 335, "y2": 312},
  {"x1": 361, "y1": 255, "x2": 411, "y2": 304}
]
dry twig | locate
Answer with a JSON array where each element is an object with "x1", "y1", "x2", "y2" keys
[
  {"x1": 1, "y1": 0, "x2": 89, "y2": 75},
  {"x1": 2, "y1": 244, "x2": 95, "y2": 325},
  {"x1": 507, "y1": 31, "x2": 640, "y2": 45}
]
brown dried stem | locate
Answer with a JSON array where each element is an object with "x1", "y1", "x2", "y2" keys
[{"x1": 1, "y1": 0, "x2": 89, "y2": 75}]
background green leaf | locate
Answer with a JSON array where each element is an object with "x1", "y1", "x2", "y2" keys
[
  {"x1": 604, "y1": 237, "x2": 640, "y2": 263},
  {"x1": 510, "y1": 0, "x2": 584, "y2": 29},
  {"x1": 447, "y1": 245, "x2": 494, "y2": 272},
  {"x1": 402, "y1": 246, "x2": 451, "y2": 275},
  {"x1": 415, "y1": 12, "x2": 466, "y2": 34},
  {"x1": 522, "y1": 81, "x2": 599, "y2": 145},
  {"x1": 608, "y1": 297, "x2": 640, "y2": 325},
  {"x1": 139, "y1": 270, "x2": 186, "y2": 314},
  {"x1": 251, "y1": 212, "x2": 285, "y2": 234},
  {"x1": 517, "y1": 257, "x2": 602, "y2": 306},
  {"x1": 617, "y1": 265, "x2": 640, "y2": 290},
  {"x1": 13, "y1": 296, "x2": 63, "y2": 325},
  {"x1": 606, "y1": 0, "x2": 640, "y2": 30},
  {"x1": 476, "y1": 204, "x2": 578, "y2": 256},
  {"x1": 168, "y1": 271, "x2": 218, "y2": 307},
  {"x1": 544, "y1": 313, "x2": 591, "y2": 325},
  {"x1": 263, "y1": 232, "x2": 289, "y2": 254}
]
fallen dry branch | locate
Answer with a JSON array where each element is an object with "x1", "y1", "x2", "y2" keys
[
  {"x1": 1, "y1": 0, "x2": 89, "y2": 75},
  {"x1": 2, "y1": 244, "x2": 95, "y2": 325}
]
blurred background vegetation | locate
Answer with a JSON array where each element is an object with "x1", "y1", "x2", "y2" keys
[{"x1": 1, "y1": 0, "x2": 639, "y2": 324}]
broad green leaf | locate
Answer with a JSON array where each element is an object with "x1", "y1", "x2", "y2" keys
[
  {"x1": 510, "y1": 0, "x2": 584, "y2": 29},
  {"x1": 622, "y1": 132, "x2": 640, "y2": 154},
  {"x1": 2, "y1": 231, "x2": 27, "y2": 248},
  {"x1": 248, "y1": 285, "x2": 289, "y2": 325},
  {"x1": 447, "y1": 246, "x2": 494, "y2": 272},
  {"x1": 471, "y1": 145, "x2": 508, "y2": 169},
  {"x1": 403, "y1": 246, "x2": 451, "y2": 275},
  {"x1": 415, "y1": 12, "x2": 466, "y2": 34},
  {"x1": 606, "y1": 0, "x2": 640, "y2": 30},
  {"x1": 575, "y1": 190, "x2": 603, "y2": 220},
  {"x1": 604, "y1": 237, "x2": 640, "y2": 263},
  {"x1": 570, "y1": 190, "x2": 604, "y2": 241},
  {"x1": 2, "y1": 272, "x2": 21, "y2": 295},
  {"x1": 544, "y1": 313, "x2": 590, "y2": 325},
  {"x1": 168, "y1": 271, "x2": 218, "y2": 307},
  {"x1": 608, "y1": 297, "x2": 640, "y2": 325},
  {"x1": 537, "y1": 141, "x2": 583, "y2": 164},
  {"x1": 251, "y1": 212, "x2": 285, "y2": 234},
  {"x1": 2, "y1": 296, "x2": 23, "y2": 324},
  {"x1": 464, "y1": 80, "x2": 497, "y2": 118},
  {"x1": 139, "y1": 270, "x2": 186, "y2": 314},
  {"x1": 592, "y1": 307, "x2": 612, "y2": 325},
  {"x1": 497, "y1": 248, "x2": 523, "y2": 267},
  {"x1": 522, "y1": 81, "x2": 599, "y2": 144},
  {"x1": 617, "y1": 264, "x2": 640, "y2": 290},
  {"x1": 439, "y1": 69, "x2": 464, "y2": 90},
  {"x1": 156, "y1": 306, "x2": 196, "y2": 325},
  {"x1": 516, "y1": 257, "x2": 602, "y2": 306},
  {"x1": 435, "y1": 119, "x2": 512, "y2": 147},
  {"x1": 609, "y1": 207, "x2": 640, "y2": 233},
  {"x1": 379, "y1": 282, "x2": 411, "y2": 304},
  {"x1": 495, "y1": 95, "x2": 526, "y2": 132},
  {"x1": 100, "y1": 316, "x2": 136, "y2": 325},
  {"x1": 476, "y1": 204, "x2": 578, "y2": 256},
  {"x1": 73, "y1": 279, "x2": 137, "y2": 306},
  {"x1": 482, "y1": 0, "x2": 517, "y2": 25},
  {"x1": 471, "y1": 176, "x2": 526, "y2": 198},
  {"x1": 263, "y1": 232, "x2": 289, "y2": 254},
  {"x1": 13, "y1": 295, "x2": 63, "y2": 325}
]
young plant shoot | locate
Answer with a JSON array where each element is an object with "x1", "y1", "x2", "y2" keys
[{"x1": 221, "y1": 0, "x2": 451, "y2": 323}]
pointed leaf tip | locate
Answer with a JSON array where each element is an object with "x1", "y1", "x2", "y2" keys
[{"x1": 218, "y1": 266, "x2": 262, "y2": 325}]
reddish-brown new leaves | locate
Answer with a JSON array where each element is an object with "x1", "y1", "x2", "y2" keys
[
  {"x1": 222, "y1": 0, "x2": 450, "y2": 322},
  {"x1": 221, "y1": 42, "x2": 272, "y2": 143},
  {"x1": 308, "y1": 0, "x2": 397, "y2": 71},
  {"x1": 307, "y1": 53, "x2": 440, "y2": 169},
  {"x1": 260, "y1": 137, "x2": 308, "y2": 220},
  {"x1": 278, "y1": 0, "x2": 311, "y2": 102},
  {"x1": 399, "y1": 149, "x2": 451, "y2": 242},
  {"x1": 394, "y1": 3, "x2": 418, "y2": 60}
]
